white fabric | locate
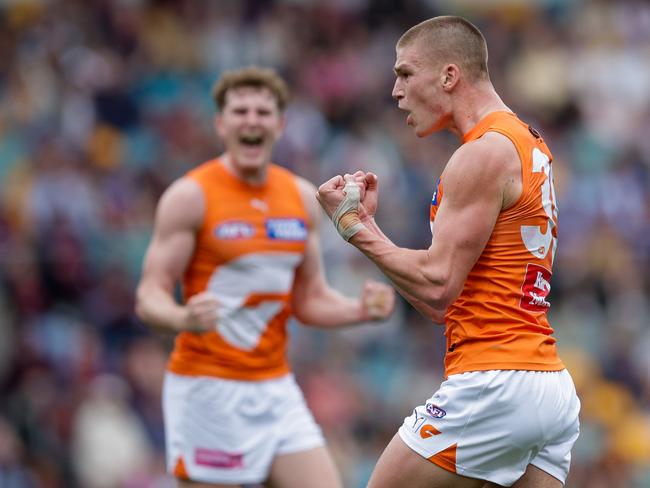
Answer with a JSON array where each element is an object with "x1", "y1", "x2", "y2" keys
[
  {"x1": 331, "y1": 182, "x2": 365, "y2": 241},
  {"x1": 163, "y1": 372, "x2": 325, "y2": 484},
  {"x1": 398, "y1": 369, "x2": 580, "y2": 486},
  {"x1": 206, "y1": 252, "x2": 302, "y2": 350}
]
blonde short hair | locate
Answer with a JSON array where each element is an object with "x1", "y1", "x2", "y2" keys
[{"x1": 398, "y1": 16, "x2": 489, "y2": 82}]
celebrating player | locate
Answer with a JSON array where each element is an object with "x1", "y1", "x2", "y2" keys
[
  {"x1": 136, "y1": 66, "x2": 395, "y2": 488},
  {"x1": 317, "y1": 16, "x2": 580, "y2": 488}
]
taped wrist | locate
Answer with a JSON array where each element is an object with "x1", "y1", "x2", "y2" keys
[{"x1": 331, "y1": 182, "x2": 365, "y2": 241}]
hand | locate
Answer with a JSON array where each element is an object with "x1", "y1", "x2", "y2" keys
[
  {"x1": 316, "y1": 174, "x2": 365, "y2": 218},
  {"x1": 356, "y1": 171, "x2": 379, "y2": 222},
  {"x1": 317, "y1": 174, "x2": 366, "y2": 241},
  {"x1": 360, "y1": 280, "x2": 396, "y2": 321},
  {"x1": 182, "y1": 291, "x2": 220, "y2": 332}
]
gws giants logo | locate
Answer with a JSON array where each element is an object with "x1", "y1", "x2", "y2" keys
[{"x1": 520, "y1": 263, "x2": 552, "y2": 312}]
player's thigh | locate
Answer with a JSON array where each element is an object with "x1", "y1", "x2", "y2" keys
[
  {"x1": 265, "y1": 446, "x2": 342, "y2": 488},
  {"x1": 367, "y1": 434, "x2": 487, "y2": 488},
  {"x1": 511, "y1": 464, "x2": 562, "y2": 488}
]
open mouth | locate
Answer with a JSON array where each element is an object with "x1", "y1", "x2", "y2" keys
[{"x1": 239, "y1": 134, "x2": 264, "y2": 146}]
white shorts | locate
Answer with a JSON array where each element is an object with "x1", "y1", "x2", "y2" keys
[
  {"x1": 163, "y1": 372, "x2": 325, "y2": 484},
  {"x1": 398, "y1": 369, "x2": 580, "y2": 487}
]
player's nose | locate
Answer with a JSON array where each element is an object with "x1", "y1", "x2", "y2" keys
[{"x1": 392, "y1": 79, "x2": 404, "y2": 100}]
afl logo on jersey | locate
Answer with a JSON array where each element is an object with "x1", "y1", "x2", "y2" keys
[
  {"x1": 426, "y1": 403, "x2": 446, "y2": 419},
  {"x1": 266, "y1": 218, "x2": 307, "y2": 241},
  {"x1": 215, "y1": 221, "x2": 255, "y2": 240}
]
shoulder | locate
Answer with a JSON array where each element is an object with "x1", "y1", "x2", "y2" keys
[
  {"x1": 449, "y1": 132, "x2": 519, "y2": 177},
  {"x1": 443, "y1": 133, "x2": 520, "y2": 207},
  {"x1": 292, "y1": 175, "x2": 321, "y2": 228},
  {"x1": 156, "y1": 177, "x2": 205, "y2": 230}
]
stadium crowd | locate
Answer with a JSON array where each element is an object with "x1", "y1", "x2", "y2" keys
[{"x1": 0, "y1": 0, "x2": 649, "y2": 487}]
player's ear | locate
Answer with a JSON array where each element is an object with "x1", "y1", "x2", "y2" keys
[{"x1": 441, "y1": 64, "x2": 460, "y2": 91}]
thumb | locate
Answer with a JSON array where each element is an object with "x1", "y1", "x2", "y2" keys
[{"x1": 364, "y1": 172, "x2": 378, "y2": 189}]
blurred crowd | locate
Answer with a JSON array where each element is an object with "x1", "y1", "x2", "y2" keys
[{"x1": 0, "y1": 0, "x2": 649, "y2": 487}]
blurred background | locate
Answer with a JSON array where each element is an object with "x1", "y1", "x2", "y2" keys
[{"x1": 0, "y1": 0, "x2": 649, "y2": 487}]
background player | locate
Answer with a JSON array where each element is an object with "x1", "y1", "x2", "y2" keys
[
  {"x1": 135, "y1": 66, "x2": 395, "y2": 488},
  {"x1": 317, "y1": 16, "x2": 580, "y2": 488}
]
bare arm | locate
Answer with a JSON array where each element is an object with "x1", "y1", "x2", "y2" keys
[
  {"x1": 291, "y1": 177, "x2": 395, "y2": 328},
  {"x1": 361, "y1": 216, "x2": 446, "y2": 323},
  {"x1": 319, "y1": 134, "x2": 520, "y2": 312},
  {"x1": 135, "y1": 178, "x2": 217, "y2": 332}
]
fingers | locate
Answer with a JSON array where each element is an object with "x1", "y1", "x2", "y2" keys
[
  {"x1": 364, "y1": 172, "x2": 378, "y2": 190},
  {"x1": 186, "y1": 291, "x2": 220, "y2": 331},
  {"x1": 362, "y1": 281, "x2": 396, "y2": 320},
  {"x1": 316, "y1": 175, "x2": 345, "y2": 202},
  {"x1": 319, "y1": 174, "x2": 344, "y2": 192}
]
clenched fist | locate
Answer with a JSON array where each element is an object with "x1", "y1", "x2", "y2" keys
[
  {"x1": 182, "y1": 291, "x2": 220, "y2": 332},
  {"x1": 360, "y1": 280, "x2": 396, "y2": 321}
]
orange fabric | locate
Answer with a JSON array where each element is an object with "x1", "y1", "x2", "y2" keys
[
  {"x1": 173, "y1": 456, "x2": 189, "y2": 479},
  {"x1": 428, "y1": 443, "x2": 458, "y2": 474},
  {"x1": 430, "y1": 111, "x2": 564, "y2": 376},
  {"x1": 419, "y1": 424, "x2": 442, "y2": 438},
  {"x1": 168, "y1": 159, "x2": 309, "y2": 380}
]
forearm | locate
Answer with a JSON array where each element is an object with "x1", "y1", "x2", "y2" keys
[
  {"x1": 135, "y1": 283, "x2": 186, "y2": 332},
  {"x1": 349, "y1": 227, "x2": 448, "y2": 310},
  {"x1": 293, "y1": 287, "x2": 365, "y2": 328},
  {"x1": 354, "y1": 219, "x2": 445, "y2": 321}
]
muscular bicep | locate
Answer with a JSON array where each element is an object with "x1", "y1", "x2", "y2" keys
[
  {"x1": 139, "y1": 178, "x2": 204, "y2": 293},
  {"x1": 425, "y1": 135, "x2": 519, "y2": 302}
]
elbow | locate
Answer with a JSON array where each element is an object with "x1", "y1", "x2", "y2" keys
[
  {"x1": 291, "y1": 301, "x2": 315, "y2": 327},
  {"x1": 424, "y1": 289, "x2": 454, "y2": 311},
  {"x1": 134, "y1": 286, "x2": 149, "y2": 324},
  {"x1": 421, "y1": 271, "x2": 458, "y2": 310}
]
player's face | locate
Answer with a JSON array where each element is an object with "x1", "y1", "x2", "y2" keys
[
  {"x1": 216, "y1": 87, "x2": 285, "y2": 172},
  {"x1": 392, "y1": 43, "x2": 450, "y2": 137}
]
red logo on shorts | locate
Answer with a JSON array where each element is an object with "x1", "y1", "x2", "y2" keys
[
  {"x1": 195, "y1": 448, "x2": 243, "y2": 468},
  {"x1": 519, "y1": 263, "x2": 552, "y2": 312}
]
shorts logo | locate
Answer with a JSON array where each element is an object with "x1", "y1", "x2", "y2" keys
[
  {"x1": 519, "y1": 263, "x2": 552, "y2": 312},
  {"x1": 420, "y1": 424, "x2": 441, "y2": 439},
  {"x1": 215, "y1": 221, "x2": 255, "y2": 240},
  {"x1": 265, "y1": 218, "x2": 307, "y2": 241},
  {"x1": 195, "y1": 448, "x2": 243, "y2": 468},
  {"x1": 426, "y1": 403, "x2": 446, "y2": 418}
]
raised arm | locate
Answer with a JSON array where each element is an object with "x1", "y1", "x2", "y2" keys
[
  {"x1": 290, "y1": 177, "x2": 395, "y2": 328},
  {"x1": 135, "y1": 178, "x2": 218, "y2": 332},
  {"x1": 318, "y1": 133, "x2": 521, "y2": 314}
]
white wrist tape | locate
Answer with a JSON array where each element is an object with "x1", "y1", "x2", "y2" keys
[{"x1": 331, "y1": 182, "x2": 365, "y2": 241}]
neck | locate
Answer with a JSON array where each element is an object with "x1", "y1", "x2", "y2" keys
[
  {"x1": 448, "y1": 81, "x2": 511, "y2": 139},
  {"x1": 221, "y1": 153, "x2": 268, "y2": 186}
]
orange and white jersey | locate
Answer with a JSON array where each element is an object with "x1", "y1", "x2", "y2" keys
[
  {"x1": 168, "y1": 159, "x2": 309, "y2": 381},
  {"x1": 430, "y1": 111, "x2": 565, "y2": 376}
]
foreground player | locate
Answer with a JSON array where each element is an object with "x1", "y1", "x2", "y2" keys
[
  {"x1": 317, "y1": 16, "x2": 580, "y2": 488},
  {"x1": 135, "y1": 67, "x2": 395, "y2": 488}
]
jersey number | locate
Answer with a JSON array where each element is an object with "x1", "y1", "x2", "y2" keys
[{"x1": 521, "y1": 148, "x2": 557, "y2": 264}]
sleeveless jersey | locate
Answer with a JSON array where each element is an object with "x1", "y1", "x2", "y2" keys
[
  {"x1": 430, "y1": 111, "x2": 565, "y2": 376},
  {"x1": 168, "y1": 159, "x2": 310, "y2": 381}
]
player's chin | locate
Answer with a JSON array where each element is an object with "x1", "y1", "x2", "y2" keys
[{"x1": 414, "y1": 126, "x2": 430, "y2": 138}]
